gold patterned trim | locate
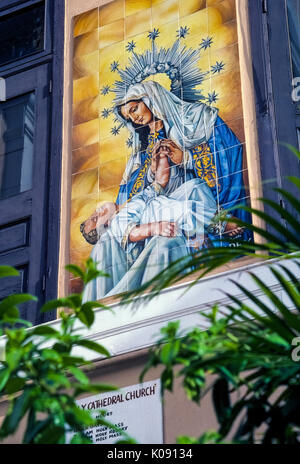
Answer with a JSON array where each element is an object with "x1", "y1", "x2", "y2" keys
[
  {"x1": 129, "y1": 131, "x2": 160, "y2": 200},
  {"x1": 192, "y1": 143, "x2": 220, "y2": 190}
]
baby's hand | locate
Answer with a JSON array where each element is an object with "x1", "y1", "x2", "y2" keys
[
  {"x1": 151, "y1": 221, "x2": 177, "y2": 237},
  {"x1": 155, "y1": 147, "x2": 170, "y2": 188},
  {"x1": 95, "y1": 202, "x2": 117, "y2": 229}
]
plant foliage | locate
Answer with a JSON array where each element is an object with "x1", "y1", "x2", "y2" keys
[
  {"x1": 0, "y1": 259, "x2": 134, "y2": 444},
  {"x1": 138, "y1": 148, "x2": 300, "y2": 444}
]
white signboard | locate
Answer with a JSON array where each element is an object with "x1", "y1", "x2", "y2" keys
[{"x1": 68, "y1": 379, "x2": 163, "y2": 444}]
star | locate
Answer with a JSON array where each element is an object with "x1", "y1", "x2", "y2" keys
[
  {"x1": 126, "y1": 136, "x2": 133, "y2": 148},
  {"x1": 200, "y1": 37, "x2": 213, "y2": 50},
  {"x1": 126, "y1": 40, "x2": 136, "y2": 53},
  {"x1": 101, "y1": 85, "x2": 110, "y2": 95},
  {"x1": 111, "y1": 126, "x2": 121, "y2": 136},
  {"x1": 176, "y1": 26, "x2": 190, "y2": 39},
  {"x1": 206, "y1": 91, "x2": 219, "y2": 105},
  {"x1": 101, "y1": 108, "x2": 111, "y2": 119},
  {"x1": 111, "y1": 61, "x2": 120, "y2": 72},
  {"x1": 148, "y1": 28, "x2": 160, "y2": 41},
  {"x1": 211, "y1": 61, "x2": 225, "y2": 74}
]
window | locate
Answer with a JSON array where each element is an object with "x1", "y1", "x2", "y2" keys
[
  {"x1": 0, "y1": 92, "x2": 35, "y2": 200},
  {"x1": 0, "y1": 0, "x2": 64, "y2": 325},
  {"x1": 286, "y1": 0, "x2": 300, "y2": 79},
  {"x1": 0, "y1": 2, "x2": 45, "y2": 67},
  {"x1": 0, "y1": 65, "x2": 51, "y2": 325}
]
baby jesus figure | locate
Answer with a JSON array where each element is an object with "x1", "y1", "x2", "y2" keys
[{"x1": 80, "y1": 140, "x2": 243, "y2": 251}]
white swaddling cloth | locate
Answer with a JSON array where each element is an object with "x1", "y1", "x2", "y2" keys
[{"x1": 109, "y1": 178, "x2": 217, "y2": 252}]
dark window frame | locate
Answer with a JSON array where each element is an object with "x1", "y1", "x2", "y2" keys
[
  {"x1": 0, "y1": 0, "x2": 52, "y2": 74},
  {"x1": 0, "y1": 0, "x2": 64, "y2": 324}
]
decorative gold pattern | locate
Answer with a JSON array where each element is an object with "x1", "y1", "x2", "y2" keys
[
  {"x1": 129, "y1": 131, "x2": 160, "y2": 199},
  {"x1": 192, "y1": 143, "x2": 219, "y2": 189}
]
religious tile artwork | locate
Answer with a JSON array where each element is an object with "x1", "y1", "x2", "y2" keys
[{"x1": 71, "y1": 0, "x2": 253, "y2": 298}]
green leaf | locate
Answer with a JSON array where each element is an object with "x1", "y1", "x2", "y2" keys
[
  {"x1": 77, "y1": 305, "x2": 94, "y2": 328},
  {"x1": 69, "y1": 405, "x2": 95, "y2": 426},
  {"x1": 41, "y1": 349, "x2": 63, "y2": 363},
  {"x1": 47, "y1": 372, "x2": 71, "y2": 388},
  {"x1": 31, "y1": 326, "x2": 60, "y2": 336},
  {"x1": 160, "y1": 340, "x2": 180, "y2": 365},
  {"x1": 68, "y1": 366, "x2": 89, "y2": 385},
  {"x1": 6, "y1": 349, "x2": 24, "y2": 370},
  {"x1": 282, "y1": 143, "x2": 300, "y2": 160},
  {"x1": 76, "y1": 339, "x2": 110, "y2": 358},
  {"x1": 0, "y1": 306, "x2": 19, "y2": 320},
  {"x1": 70, "y1": 433, "x2": 92, "y2": 444},
  {"x1": 41, "y1": 295, "x2": 81, "y2": 314},
  {"x1": 260, "y1": 197, "x2": 300, "y2": 236},
  {"x1": 0, "y1": 294, "x2": 37, "y2": 314},
  {"x1": 0, "y1": 266, "x2": 19, "y2": 278},
  {"x1": 238, "y1": 206, "x2": 300, "y2": 245},
  {"x1": 81, "y1": 301, "x2": 108, "y2": 312},
  {"x1": 115, "y1": 438, "x2": 138, "y2": 444},
  {"x1": 249, "y1": 271, "x2": 300, "y2": 335},
  {"x1": 65, "y1": 264, "x2": 85, "y2": 280},
  {"x1": 229, "y1": 281, "x2": 295, "y2": 342},
  {"x1": 5, "y1": 377, "x2": 26, "y2": 395},
  {"x1": 0, "y1": 368, "x2": 10, "y2": 391},
  {"x1": 74, "y1": 383, "x2": 118, "y2": 396},
  {"x1": 34, "y1": 424, "x2": 65, "y2": 444},
  {"x1": 268, "y1": 267, "x2": 300, "y2": 328},
  {"x1": 0, "y1": 388, "x2": 33, "y2": 436},
  {"x1": 161, "y1": 368, "x2": 174, "y2": 392},
  {"x1": 61, "y1": 355, "x2": 89, "y2": 367},
  {"x1": 24, "y1": 416, "x2": 52, "y2": 444},
  {"x1": 212, "y1": 378, "x2": 231, "y2": 425},
  {"x1": 275, "y1": 187, "x2": 300, "y2": 216}
]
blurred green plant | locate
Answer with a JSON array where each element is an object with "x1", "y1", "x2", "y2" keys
[
  {"x1": 136, "y1": 147, "x2": 300, "y2": 444},
  {"x1": 0, "y1": 259, "x2": 135, "y2": 444}
]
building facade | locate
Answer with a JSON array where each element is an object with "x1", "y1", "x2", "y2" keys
[{"x1": 0, "y1": 0, "x2": 299, "y2": 443}]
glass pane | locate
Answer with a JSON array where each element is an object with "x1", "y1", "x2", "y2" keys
[
  {"x1": 0, "y1": 93, "x2": 35, "y2": 200},
  {"x1": 287, "y1": 0, "x2": 300, "y2": 78},
  {"x1": 0, "y1": 2, "x2": 45, "y2": 67}
]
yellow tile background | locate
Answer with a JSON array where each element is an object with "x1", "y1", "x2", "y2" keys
[
  {"x1": 73, "y1": 51, "x2": 99, "y2": 81},
  {"x1": 125, "y1": 8, "x2": 152, "y2": 37},
  {"x1": 73, "y1": 8, "x2": 98, "y2": 38},
  {"x1": 73, "y1": 74, "x2": 99, "y2": 104},
  {"x1": 151, "y1": 0, "x2": 179, "y2": 26},
  {"x1": 99, "y1": 19, "x2": 125, "y2": 49},
  {"x1": 99, "y1": 0, "x2": 125, "y2": 27},
  {"x1": 73, "y1": 30, "x2": 99, "y2": 59},
  {"x1": 73, "y1": 96, "x2": 99, "y2": 126},
  {"x1": 126, "y1": 0, "x2": 152, "y2": 16},
  {"x1": 72, "y1": 143, "x2": 99, "y2": 174}
]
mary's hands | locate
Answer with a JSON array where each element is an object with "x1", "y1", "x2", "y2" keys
[
  {"x1": 150, "y1": 141, "x2": 170, "y2": 188},
  {"x1": 160, "y1": 139, "x2": 183, "y2": 165}
]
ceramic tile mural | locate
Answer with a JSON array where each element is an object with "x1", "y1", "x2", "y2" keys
[{"x1": 70, "y1": 0, "x2": 252, "y2": 297}]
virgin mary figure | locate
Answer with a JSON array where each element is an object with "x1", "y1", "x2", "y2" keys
[{"x1": 81, "y1": 80, "x2": 250, "y2": 301}]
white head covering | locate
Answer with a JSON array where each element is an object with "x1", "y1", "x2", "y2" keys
[{"x1": 113, "y1": 80, "x2": 218, "y2": 184}]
